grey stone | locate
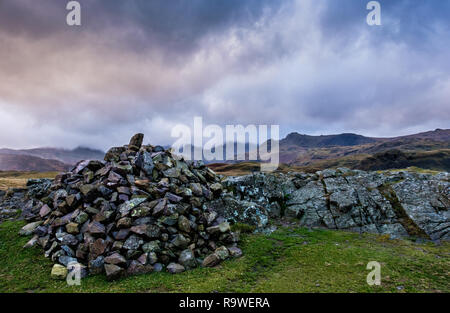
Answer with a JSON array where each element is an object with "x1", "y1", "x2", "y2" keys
[
  {"x1": 167, "y1": 263, "x2": 185, "y2": 274},
  {"x1": 178, "y1": 249, "x2": 197, "y2": 269},
  {"x1": 19, "y1": 221, "x2": 42, "y2": 236},
  {"x1": 104, "y1": 264, "x2": 124, "y2": 281}
]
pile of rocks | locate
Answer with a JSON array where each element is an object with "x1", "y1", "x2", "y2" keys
[{"x1": 19, "y1": 134, "x2": 241, "y2": 280}]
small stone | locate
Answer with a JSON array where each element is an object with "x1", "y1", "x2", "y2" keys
[
  {"x1": 80, "y1": 184, "x2": 96, "y2": 197},
  {"x1": 215, "y1": 246, "x2": 230, "y2": 260},
  {"x1": 131, "y1": 206, "x2": 152, "y2": 218},
  {"x1": 39, "y1": 204, "x2": 51, "y2": 218},
  {"x1": 90, "y1": 238, "x2": 108, "y2": 257},
  {"x1": 61, "y1": 245, "x2": 75, "y2": 257},
  {"x1": 65, "y1": 194, "x2": 78, "y2": 207},
  {"x1": 178, "y1": 249, "x2": 197, "y2": 269},
  {"x1": 142, "y1": 240, "x2": 161, "y2": 253},
  {"x1": 112, "y1": 241, "x2": 124, "y2": 251},
  {"x1": 19, "y1": 221, "x2": 42, "y2": 236},
  {"x1": 119, "y1": 198, "x2": 147, "y2": 216},
  {"x1": 153, "y1": 263, "x2": 163, "y2": 272},
  {"x1": 123, "y1": 235, "x2": 143, "y2": 250},
  {"x1": 228, "y1": 247, "x2": 243, "y2": 258},
  {"x1": 104, "y1": 252, "x2": 127, "y2": 265},
  {"x1": 160, "y1": 214, "x2": 179, "y2": 226},
  {"x1": 113, "y1": 229, "x2": 130, "y2": 240},
  {"x1": 51, "y1": 264, "x2": 68, "y2": 280},
  {"x1": 163, "y1": 168, "x2": 181, "y2": 178},
  {"x1": 135, "y1": 179, "x2": 150, "y2": 187},
  {"x1": 129, "y1": 133, "x2": 144, "y2": 149},
  {"x1": 59, "y1": 233, "x2": 79, "y2": 246},
  {"x1": 135, "y1": 151, "x2": 154, "y2": 176},
  {"x1": 58, "y1": 256, "x2": 78, "y2": 267},
  {"x1": 167, "y1": 263, "x2": 185, "y2": 274},
  {"x1": 148, "y1": 252, "x2": 158, "y2": 265},
  {"x1": 202, "y1": 253, "x2": 221, "y2": 267},
  {"x1": 218, "y1": 222, "x2": 231, "y2": 233},
  {"x1": 152, "y1": 199, "x2": 167, "y2": 216},
  {"x1": 137, "y1": 253, "x2": 148, "y2": 265},
  {"x1": 116, "y1": 217, "x2": 132, "y2": 228},
  {"x1": 23, "y1": 235, "x2": 39, "y2": 248},
  {"x1": 34, "y1": 225, "x2": 48, "y2": 237},
  {"x1": 166, "y1": 192, "x2": 183, "y2": 203},
  {"x1": 104, "y1": 146, "x2": 124, "y2": 162},
  {"x1": 104, "y1": 264, "x2": 125, "y2": 281},
  {"x1": 206, "y1": 225, "x2": 220, "y2": 235},
  {"x1": 178, "y1": 216, "x2": 191, "y2": 233},
  {"x1": 210, "y1": 183, "x2": 223, "y2": 194},
  {"x1": 66, "y1": 222, "x2": 79, "y2": 234},
  {"x1": 190, "y1": 183, "x2": 203, "y2": 196},
  {"x1": 130, "y1": 224, "x2": 160, "y2": 239},
  {"x1": 74, "y1": 211, "x2": 89, "y2": 224},
  {"x1": 127, "y1": 260, "x2": 153, "y2": 276},
  {"x1": 171, "y1": 234, "x2": 190, "y2": 248},
  {"x1": 88, "y1": 256, "x2": 105, "y2": 275},
  {"x1": 87, "y1": 221, "x2": 105, "y2": 235},
  {"x1": 205, "y1": 211, "x2": 218, "y2": 225}
]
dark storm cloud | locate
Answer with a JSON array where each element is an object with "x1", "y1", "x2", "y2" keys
[{"x1": 0, "y1": 0, "x2": 285, "y2": 53}]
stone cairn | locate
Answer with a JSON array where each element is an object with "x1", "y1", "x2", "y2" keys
[{"x1": 20, "y1": 134, "x2": 241, "y2": 280}]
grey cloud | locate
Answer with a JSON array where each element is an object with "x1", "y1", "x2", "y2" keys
[{"x1": 0, "y1": 0, "x2": 448, "y2": 150}]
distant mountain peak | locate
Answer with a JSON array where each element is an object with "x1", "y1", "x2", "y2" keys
[{"x1": 282, "y1": 132, "x2": 376, "y2": 148}]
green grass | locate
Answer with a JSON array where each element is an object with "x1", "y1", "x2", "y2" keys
[
  {"x1": 0, "y1": 220, "x2": 448, "y2": 293},
  {"x1": 378, "y1": 166, "x2": 441, "y2": 175}
]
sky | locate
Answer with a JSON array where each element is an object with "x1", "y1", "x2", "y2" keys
[{"x1": 0, "y1": 0, "x2": 449, "y2": 150}]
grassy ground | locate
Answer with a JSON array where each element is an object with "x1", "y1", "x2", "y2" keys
[
  {"x1": 378, "y1": 166, "x2": 441, "y2": 175},
  {"x1": 0, "y1": 171, "x2": 58, "y2": 190},
  {"x1": 0, "y1": 220, "x2": 448, "y2": 293},
  {"x1": 208, "y1": 163, "x2": 447, "y2": 177}
]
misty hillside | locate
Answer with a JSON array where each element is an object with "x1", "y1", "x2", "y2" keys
[
  {"x1": 0, "y1": 154, "x2": 70, "y2": 172},
  {"x1": 281, "y1": 132, "x2": 378, "y2": 148},
  {"x1": 0, "y1": 129, "x2": 448, "y2": 172},
  {"x1": 0, "y1": 147, "x2": 104, "y2": 165}
]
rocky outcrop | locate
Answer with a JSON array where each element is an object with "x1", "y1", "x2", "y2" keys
[{"x1": 217, "y1": 168, "x2": 449, "y2": 240}]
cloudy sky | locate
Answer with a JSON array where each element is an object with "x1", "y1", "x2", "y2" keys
[{"x1": 0, "y1": 0, "x2": 449, "y2": 150}]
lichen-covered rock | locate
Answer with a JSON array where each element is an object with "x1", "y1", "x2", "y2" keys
[
  {"x1": 207, "y1": 196, "x2": 269, "y2": 228},
  {"x1": 51, "y1": 264, "x2": 68, "y2": 280},
  {"x1": 392, "y1": 173, "x2": 449, "y2": 240},
  {"x1": 178, "y1": 249, "x2": 197, "y2": 269},
  {"x1": 220, "y1": 168, "x2": 449, "y2": 240}
]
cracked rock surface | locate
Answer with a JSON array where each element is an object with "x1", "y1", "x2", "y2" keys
[{"x1": 218, "y1": 168, "x2": 449, "y2": 240}]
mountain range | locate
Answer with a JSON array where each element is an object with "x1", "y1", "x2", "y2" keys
[
  {"x1": 0, "y1": 129, "x2": 448, "y2": 172},
  {"x1": 0, "y1": 147, "x2": 104, "y2": 172},
  {"x1": 276, "y1": 128, "x2": 449, "y2": 170}
]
